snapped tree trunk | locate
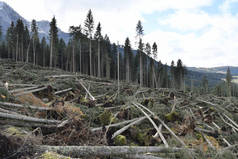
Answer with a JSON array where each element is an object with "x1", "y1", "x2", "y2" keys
[
  {"x1": 72, "y1": 41, "x2": 75, "y2": 72},
  {"x1": 126, "y1": 53, "x2": 130, "y2": 83},
  {"x1": 50, "y1": 35, "x2": 53, "y2": 68},
  {"x1": 98, "y1": 39, "x2": 101, "y2": 77},
  {"x1": 16, "y1": 34, "x2": 19, "y2": 62},
  {"x1": 79, "y1": 39, "x2": 82, "y2": 73},
  {"x1": 89, "y1": 38, "x2": 92, "y2": 76},
  {"x1": 33, "y1": 37, "x2": 36, "y2": 65},
  {"x1": 140, "y1": 51, "x2": 143, "y2": 87}
]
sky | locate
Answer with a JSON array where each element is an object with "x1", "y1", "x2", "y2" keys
[{"x1": 2, "y1": 0, "x2": 238, "y2": 67}]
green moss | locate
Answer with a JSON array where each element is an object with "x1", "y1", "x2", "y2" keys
[
  {"x1": 40, "y1": 151, "x2": 70, "y2": 159},
  {"x1": 0, "y1": 88, "x2": 10, "y2": 102},
  {"x1": 165, "y1": 111, "x2": 179, "y2": 122},
  {"x1": 114, "y1": 135, "x2": 127, "y2": 145},
  {"x1": 99, "y1": 110, "x2": 113, "y2": 125},
  {"x1": 195, "y1": 133, "x2": 202, "y2": 140},
  {"x1": 3, "y1": 126, "x2": 27, "y2": 137}
]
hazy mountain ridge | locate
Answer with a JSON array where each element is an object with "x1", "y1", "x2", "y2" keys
[
  {"x1": 188, "y1": 66, "x2": 238, "y2": 75},
  {"x1": 0, "y1": 1, "x2": 70, "y2": 42}
]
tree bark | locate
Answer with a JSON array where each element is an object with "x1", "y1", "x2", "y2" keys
[
  {"x1": 0, "y1": 112, "x2": 61, "y2": 124},
  {"x1": 89, "y1": 38, "x2": 92, "y2": 76},
  {"x1": 36, "y1": 145, "x2": 190, "y2": 158},
  {"x1": 0, "y1": 101, "x2": 52, "y2": 111},
  {"x1": 98, "y1": 39, "x2": 101, "y2": 77},
  {"x1": 140, "y1": 51, "x2": 143, "y2": 87},
  {"x1": 50, "y1": 35, "x2": 53, "y2": 68}
]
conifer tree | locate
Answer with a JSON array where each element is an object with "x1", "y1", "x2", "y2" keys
[
  {"x1": 94, "y1": 22, "x2": 102, "y2": 77},
  {"x1": 170, "y1": 61, "x2": 175, "y2": 89},
  {"x1": 145, "y1": 43, "x2": 151, "y2": 86},
  {"x1": 41, "y1": 37, "x2": 47, "y2": 67},
  {"x1": 84, "y1": 9, "x2": 94, "y2": 76},
  {"x1": 49, "y1": 16, "x2": 58, "y2": 68},
  {"x1": 15, "y1": 19, "x2": 24, "y2": 62},
  {"x1": 69, "y1": 25, "x2": 82, "y2": 72},
  {"x1": 152, "y1": 42, "x2": 158, "y2": 88},
  {"x1": 31, "y1": 19, "x2": 38, "y2": 65},
  {"x1": 136, "y1": 20, "x2": 144, "y2": 87},
  {"x1": 6, "y1": 22, "x2": 15, "y2": 59},
  {"x1": 124, "y1": 37, "x2": 131, "y2": 82}
]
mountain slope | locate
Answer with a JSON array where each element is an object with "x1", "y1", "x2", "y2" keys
[{"x1": 0, "y1": 1, "x2": 70, "y2": 42}]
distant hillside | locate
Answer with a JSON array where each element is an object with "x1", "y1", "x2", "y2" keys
[{"x1": 188, "y1": 66, "x2": 238, "y2": 75}]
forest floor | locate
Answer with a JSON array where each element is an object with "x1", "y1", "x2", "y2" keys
[{"x1": 0, "y1": 59, "x2": 238, "y2": 159}]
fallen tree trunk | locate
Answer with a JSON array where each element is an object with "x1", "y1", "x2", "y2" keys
[
  {"x1": 111, "y1": 116, "x2": 147, "y2": 139},
  {"x1": 134, "y1": 102, "x2": 186, "y2": 147},
  {"x1": 14, "y1": 86, "x2": 48, "y2": 96},
  {"x1": 0, "y1": 112, "x2": 61, "y2": 124},
  {"x1": 91, "y1": 117, "x2": 144, "y2": 132},
  {"x1": 133, "y1": 103, "x2": 169, "y2": 147},
  {"x1": 9, "y1": 86, "x2": 40, "y2": 93},
  {"x1": 55, "y1": 88, "x2": 73, "y2": 95},
  {"x1": 36, "y1": 146, "x2": 193, "y2": 158},
  {"x1": 0, "y1": 101, "x2": 52, "y2": 111}
]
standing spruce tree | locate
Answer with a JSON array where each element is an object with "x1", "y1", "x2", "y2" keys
[
  {"x1": 69, "y1": 25, "x2": 82, "y2": 72},
  {"x1": 170, "y1": 61, "x2": 175, "y2": 89},
  {"x1": 49, "y1": 16, "x2": 58, "y2": 68},
  {"x1": 41, "y1": 37, "x2": 47, "y2": 67},
  {"x1": 15, "y1": 19, "x2": 24, "y2": 62},
  {"x1": 136, "y1": 20, "x2": 144, "y2": 87},
  {"x1": 175, "y1": 59, "x2": 185, "y2": 90},
  {"x1": 84, "y1": 9, "x2": 94, "y2": 76},
  {"x1": 23, "y1": 26, "x2": 30, "y2": 62},
  {"x1": 124, "y1": 37, "x2": 131, "y2": 82},
  {"x1": 226, "y1": 67, "x2": 232, "y2": 96},
  {"x1": 145, "y1": 43, "x2": 151, "y2": 86},
  {"x1": 6, "y1": 22, "x2": 15, "y2": 59},
  {"x1": 94, "y1": 22, "x2": 102, "y2": 77},
  {"x1": 31, "y1": 20, "x2": 38, "y2": 65},
  {"x1": 152, "y1": 42, "x2": 158, "y2": 88}
]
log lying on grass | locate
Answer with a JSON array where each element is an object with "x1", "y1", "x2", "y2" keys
[
  {"x1": 14, "y1": 86, "x2": 48, "y2": 96},
  {"x1": 0, "y1": 112, "x2": 61, "y2": 125},
  {"x1": 9, "y1": 86, "x2": 40, "y2": 93},
  {"x1": 36, "y1": 146, "x2": 194, "y2": 158},
  {"x1": 0, "y1": 101, "x2": 52, "y2": 111},
  {"x1": 55, "y1": 88, "x2": 73, "y2": 95}
]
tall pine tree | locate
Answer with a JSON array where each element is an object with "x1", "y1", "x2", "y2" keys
[
  {"x1": 49, "y1": 16, "x2": 58, "y2": 68},
  {"x1": 84, "y1": 9, "x2": 94, "y2": 76},
  {"x1": 136, "y1": 20, "x2": 144, "y2": 87}
]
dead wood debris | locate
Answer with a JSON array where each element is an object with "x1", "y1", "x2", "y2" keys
[{"x1": 0, "y1": 60, "x2": 238, "y2": 159}]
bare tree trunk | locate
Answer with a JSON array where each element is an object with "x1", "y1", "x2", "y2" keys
[
  {"x1": 117, "y1": 42, "x2": 120, "y2": 94},
  {"x1": 79, "y1": 39, "x2": 82, "y2": 73},
  {"x1": 72, "y1": 41, "x2": 75, "y2": 72},
  {"x1": 36, "y1": 145, "x2": 189, "y2": 158},
  {"x1": 89, "y1": 38, "x2": 92, "y2": 76},
  {"x1": 140, "y1": 51, "x2": 143, "y2": 87},
  {"x1": 126, "y1": 52, "x2": 129, "y2": 83},
  {"x1": 50, "y1": 35, "x2": 53, "y2": 68},
  {"x1": 16, "y1": 34, "x2": 19, "y2": 62},
  {"x1": 97, "y1": 39, "x2": 101, "y2": 77},
  {"x1": 26, "y1": 38, "x2": 31, "y2": 63},
  {"x1": 106, "y1": 54, "x2": 110, "y2": 79},
  {"x1": 33, "y1": 37, "x2": 36, "y2": 65}
]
